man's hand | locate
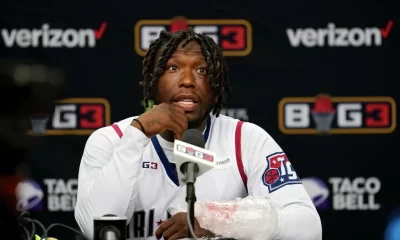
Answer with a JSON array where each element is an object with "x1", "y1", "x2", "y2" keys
[
  {"x1": 155, "y1": 212, "x2": 214, "y2": 240},
  {"x1": 131, "y1": 103, "x2": 188, "y2": 139}
]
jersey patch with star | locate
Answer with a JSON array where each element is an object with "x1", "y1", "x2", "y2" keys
[{"x1": 262, "y1": 152, "x2": 301, "y2": 192}]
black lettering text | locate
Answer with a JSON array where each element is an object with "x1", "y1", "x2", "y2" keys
[
  {"x1": 133, "y1": 210, "x2": 145, "y2": 238},
  {"x1": 147, "y1": 209, "x2": 154, "y2": 237}
]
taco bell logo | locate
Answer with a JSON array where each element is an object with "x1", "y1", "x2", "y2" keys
[
  {"x1": 15, "y1": 179, "x2": 44, "y2": 211},
  {"x1": 302, "y1": 177, "x2": 329, "y2": 209}
]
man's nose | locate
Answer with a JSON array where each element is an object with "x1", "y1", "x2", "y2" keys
[{"x1": 178, "y1": 70, "x2": 196, "y2": 88}]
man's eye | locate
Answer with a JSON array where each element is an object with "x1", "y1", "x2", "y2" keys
[
  {"x1": 197, "y1": 68, "x2": 207, "y2": 74},
  {"x1": 168, "y1": 66, "x2": 178, "y2": 71}
]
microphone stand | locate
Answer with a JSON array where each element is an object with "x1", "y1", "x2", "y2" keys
[
  {"x1": 184, "y1": 163, "x2": 199, "y2": 239},
  {"x1": 186, "y1": 182, "x2": 196, "y2": 239}
]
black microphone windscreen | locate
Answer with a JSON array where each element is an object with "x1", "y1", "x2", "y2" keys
[{"x1": 182, "y1": 129, "x2": 205, "y2": 148}]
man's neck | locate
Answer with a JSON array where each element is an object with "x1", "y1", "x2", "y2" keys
[{"x1": 159, "y1": 118, "x2": 208, "y2": 142}]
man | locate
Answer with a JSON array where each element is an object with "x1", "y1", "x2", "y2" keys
[{"x1": 75, "y1": 29, "x2": 322, "y2": 240}]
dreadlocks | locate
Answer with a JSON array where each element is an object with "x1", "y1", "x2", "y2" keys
[{"x1": 140, "y1": 28, "x2": 231, "y2": 117}]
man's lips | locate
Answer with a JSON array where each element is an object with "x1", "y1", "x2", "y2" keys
[
  {"x1": 173, "y1": 94, "x2": 199, "y2": 103},
  {"x1": 172, "y1": 94, "x2": 200, "y2": 111},
  {"x1": 173, "y1": 100, "x2": 198, "y2": 112}
]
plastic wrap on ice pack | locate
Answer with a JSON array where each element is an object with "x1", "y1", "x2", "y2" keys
[{"x1": 168, "y1": 196, "x2": 282, "y2": 240}]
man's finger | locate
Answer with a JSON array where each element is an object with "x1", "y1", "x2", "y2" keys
[
  {"x1": 165, "y1": 114, "x2": 187, "y2": 140},
  {"x1": 167, "y1": 229, "x2": 187, "y2": 240},
  {"x1": 155, "y1": 219, "x2": 175, "y2": 239},
  {"x1": 161, "y1": 223, "x2": 181, "y2": 239},
  {"x1": 165, "y1": 120, "x2": 183, "y2": 139},
  {"x1": 171, "y1": 106, "x2": 188, "y2": 127}
]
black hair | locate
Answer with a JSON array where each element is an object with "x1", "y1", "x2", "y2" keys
[{"x1": 140, "y1": 28, "x2": 230, "y2": 117}]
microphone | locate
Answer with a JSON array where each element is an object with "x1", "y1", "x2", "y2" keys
[
  {"x1": 173, "y1": 129, "x2": 216, "y2": 239},
  {"x1": 173, "y1": 129, "x2": 216, "y2": 186},
  {"x1": 100, "y1": 226, "x2": 118, "y2": 240},
  {"x1": 93, "y1": 214, "x2": 127, "y2": 240}
]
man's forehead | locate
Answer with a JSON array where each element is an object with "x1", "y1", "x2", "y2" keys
[
  {"x1": 177, "y1": 40, "x2": 201, "y2": 49},
  {"x1": 174, "y1": 41, "x2": 202, "y2": 54},
  {"x1": 153, "y1": 40, "x2": 204, "y2": 67}
]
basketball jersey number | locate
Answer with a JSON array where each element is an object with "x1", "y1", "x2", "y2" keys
[{"x1": 127, "y1": 209, "x2": 172, "y2": 238}]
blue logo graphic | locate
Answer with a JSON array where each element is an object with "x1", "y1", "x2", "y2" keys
[
  {"x1": 301, "y1": 177, "x2": 329, "y2": 209},
  {"x1": 15, "y1": 179, "x2": 44, "y2": 211}
]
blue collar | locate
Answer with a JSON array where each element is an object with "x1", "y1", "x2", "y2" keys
[{"x1": 151, "y1": 116, "x2": 211, "y2": 186}]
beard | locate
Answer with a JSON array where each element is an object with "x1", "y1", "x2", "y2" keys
[
  {"x1": 187, "y1": 116, "x2": 205, "y2": 129},
  {"x1": 187, "y1": 105, "x2": 213, "y2": 129}
]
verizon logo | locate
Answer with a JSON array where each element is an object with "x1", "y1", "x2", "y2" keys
[
  {"x1": 287, "y1": 20, "x2": 393, "y2": 47},
  {"x1": 1, "y1": 22, "x2": 107, "y2": 48}
]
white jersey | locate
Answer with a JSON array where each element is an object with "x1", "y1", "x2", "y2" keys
[{"x1": 75, "y1": 114, "x2": 321, "y2": 240}]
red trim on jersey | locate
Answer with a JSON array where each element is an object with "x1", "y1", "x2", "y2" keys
[
  {"x1": 235, "y1": 121, "x2": 248, "y2": 192},
  {"x1": 112, "y1": 124, "x2": 123, "y2": 138}
]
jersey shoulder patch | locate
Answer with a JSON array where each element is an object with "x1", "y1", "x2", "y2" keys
[{"x1": 262, "y1": 152, "x2": 301, "y2": 193}]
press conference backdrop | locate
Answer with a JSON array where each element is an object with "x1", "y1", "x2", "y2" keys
[{"x1": 1, "y1": 0, "x2": 399, "y2": 239}]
